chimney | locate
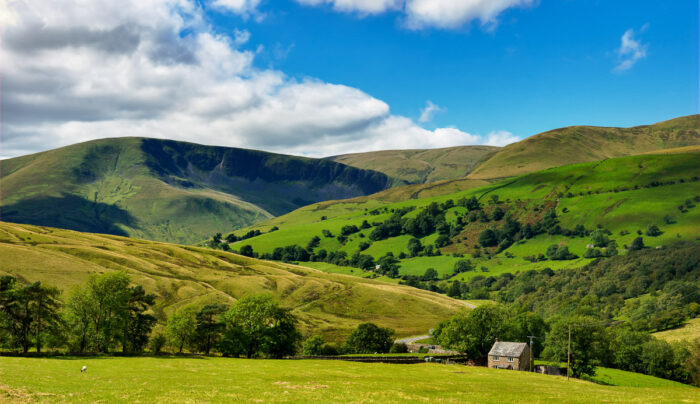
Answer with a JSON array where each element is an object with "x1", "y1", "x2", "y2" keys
[{"x1": 495, "y1": 338, "x2": 499, "y2": 342}]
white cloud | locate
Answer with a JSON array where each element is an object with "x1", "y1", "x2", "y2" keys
[
  {"x1": 0, "y1": 0, "x2": 516, "y2": 160},
  {"x1": 294, "y1": 0, "x2": 534, "y2": 29},
  {"x1": 404, "y1": 0, "x2": 534, "y2": 29},
  {"x1": 484, "y1": 130, "x2": 519, "y2": 146},
  {"x1": 211, "y1": 0, "x2": 263, "y2": 19},
  {"x1": 613, "y1": 26, "x2": 648, "y2": 72},
  {"x1": 418, "y1": 100, "x2": 445, "y2": 123},
  {"x1": 296, "y1": 0, "x2": 401, "y2": 15}
]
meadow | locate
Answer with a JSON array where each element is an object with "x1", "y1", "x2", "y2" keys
[{"x1": 1, "y1": 357, "x2": 698, "y2": 403}]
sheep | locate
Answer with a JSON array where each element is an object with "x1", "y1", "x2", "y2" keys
[{"x1": 81, "y1": 366, "x2": 87, "y2": 373}]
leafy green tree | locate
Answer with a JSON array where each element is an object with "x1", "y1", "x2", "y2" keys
[
  {"x1": 407, "y1": 238, "x2": 424, "y2": 257},
  {"x1": 194, "y1": 304, "x2": 227, "y2": 355},
  {"x1": 166, "y1": 308, "x2": 197, "y2": 353},
  {"x1": 542, "y1": 317, "x2": 604, "y2": 378},
  {"x1": 590, "y1": 230, "x2": 610, "y2": 248},
  {"x1": 121, "y1": 285, "x2": 156, "y2": 353},
  {"x1": 423, "y1": 268, "x2": 438, "y2": 281},
  {"x1": 344, "y1": 323, "x2": 394, "y2": 354},
  {"x1": 434, "y1": 305, "x2": 506, "y2": 359},
  {"x1": 609, "y1": 328, "x2": 651, "y2": 373},
  {"x1": 447, "y1": 281, "x2": 462, "y2": 298},
  {"x1": 491, "y1": 207, "x2": 505, "y2": 221},
  {"x1": 646, "y1": 224, "x2": 662, "y2": 237},
  {"x1": 221, "y1": 295, "x2": 300, "y2": 358},
  {"x1": 478, "y1": 229, "x2": 498, "y2": 247},
  {"x1": 390, "y1": 343, "x2": 409, "y2": 353},
  {"x1": 630, "y1": 237, "x2": 645, "y2": 251},
  {"x1": 239, "y1": 245, "x2": 255, "y2": 257},
  {"x1": 303, "y1": 336, "x2": 325, "y2": 356},
  {"x1": 27, "y1": 283, "x2": 62, "y2": 353},
  {"x1": 150, "y1": 333, "x2": 167, "y2": 354},
  {"x1": 435, "y1": 234, "x2": 451, "y2": 248},
  {"x1": 453, "y1": 259, "x2": 474, "y2": 274}
]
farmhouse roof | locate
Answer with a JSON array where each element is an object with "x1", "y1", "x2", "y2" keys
[{"x1": 488, "y1": 342, "x2": 528, "y2": 357}]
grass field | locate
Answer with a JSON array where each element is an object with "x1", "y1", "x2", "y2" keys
[
  {"x1": 0, "y1": 221, "x2": 468, "y2": 342},
  {"x1": 1, "y1": 357, "x2": 698, "y2": 403},
  {"x1": 653, "y1": 318, "x2": 700, "y2": 343},
  {"x1": 229, "y1": 151, "x2": 700, "y2": 282}
]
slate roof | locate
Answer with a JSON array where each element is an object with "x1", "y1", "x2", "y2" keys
[{"x1": 488, "y1": 342, "x2": 528, "y2": 357}]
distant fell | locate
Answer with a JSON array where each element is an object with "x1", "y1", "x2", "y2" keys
[
  {"x1": 328, "y1": 146, "x2": 499, "y2": 184},
  {"x1": 0, "y1": 138, "x2": 391, "y2": 244},
  {"x1": 468, "y1": 115, "x2": 700, "y2": 180}
]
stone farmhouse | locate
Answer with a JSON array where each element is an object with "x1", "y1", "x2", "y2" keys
[{"x1": 487, "y1": 340, "x2": 531, "y2": 371}]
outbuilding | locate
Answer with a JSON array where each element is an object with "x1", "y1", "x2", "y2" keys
[{"x1": 487, "y1": 340, "x2": 531, "y2": 371}]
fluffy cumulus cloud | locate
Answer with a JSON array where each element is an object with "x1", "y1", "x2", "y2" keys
[
  {"x1": 0, "y1": 0, "x2": 518, "y2": 159},
  {"x1": 295, "y1": 0, "x2": 534, "y2": 28},
  {"x1": 613, "y1": 25, "x2": 649, "y2": 72}
]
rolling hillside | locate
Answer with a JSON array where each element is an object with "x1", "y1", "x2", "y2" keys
[
  {"x1": 0, "y1": 221, "x2": 467, "y2": 342},
  {"x1": 0, "y1": 138, "x2": 392, "y2": 244},
  {"x1": 468, "y1": 115, "x2": 700, "y2": 180},
  {"x1": 227, "y1": 150, "x2": 700, "y2": 281},
  {"x1": 328, "y1": 145, "x2": 499, "y2": 184}
]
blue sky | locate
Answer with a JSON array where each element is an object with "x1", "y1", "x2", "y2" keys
[
  {"x1": 1, "y1": 0, "x2": 697, "y2": 158},
  {"x1": 216, "y1": 0, "x2": 698, "y2": 136}
]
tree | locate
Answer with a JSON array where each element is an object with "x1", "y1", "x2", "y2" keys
[
  {"x1": 150, "y1": 333, "x2": 167, "y2": 354},
  {"x1": 542, "y1": 317, "x2": 603, "y2": 378},
  {"x1": 239, "y1": 245, "x2": 255, "y2": 257},
  {"x1": 303, "y1": 336, "x2": 325, "y2": 356},
  {"x1": 407, "y1": 238, "x2": 423, "y2": 257},
  {"x1": 166, "y1": 308, "x2": 197, "y2": 353},
  {"x1": 27, "y1": 283, "x2": 62, "y2": 353},
  {"x1": 194, "y1": 304, "x2": 227, "y2": 355},
  {"x1": 121, "y1": 285, "x2": 156, "y2": 353},
  {"x1": 344, "y1": 323, "x2": 394, "y2": 354},
  {"x1": 435, "y1": 234, "x2": 451, "y2": 248},
  {"x1": 434, "y1": 305, "x2": 507, "y2": 359},
  {"x1": 478, "y1": 229, "x2": 498, "y2": 247},
  {"x1": 423, "y1": 268, "x2": 438, "y2": 281},
  {"x1": 447, "y1": 281, "x2": 462, "y2": 298},
  {"x1": 630, "y1": 237, "x2": 645, "y2": 251},
  {"x1": 646, "y1": 224, "x2": 662, "y2": 237},
  {"x1": 453, "y1": 259, "x2": 474, "y2": 274},
  {"x1": 221, "y1": 295, "x2": 300, "y2": 358},
  {"x1": 390, "y1": 343, "x2": 409, "y2": 353}
]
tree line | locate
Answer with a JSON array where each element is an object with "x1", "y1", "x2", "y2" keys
[
  {"x1": 1, "y1": 272, "x2": 405, "y2": 359},
  {"x1": 433, "y1": 304, "x2": 700, "y2": 386}
]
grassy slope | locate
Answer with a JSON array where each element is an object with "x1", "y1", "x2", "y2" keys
[
  {"x1": 0, "y1": 138, "x2": 391, "y2": 244},
  {"x1": 1, "y1": 357, "x2": 698, "y2": 404},
  {"x1": 230, "y1": 151, "x2": 700, "y2": 281},
  {"x1": 0, "y1": 221, "x2": 468, "y2": 342},
  {"x1": 468, "y1": 115, "x2": 700, "y2": 180},
  {"x1": 653, "y1": 318, "x2": 700, "y2": 343},
  {"x1": 328, "y1": 145, "x2": 499, "y2": 184}
]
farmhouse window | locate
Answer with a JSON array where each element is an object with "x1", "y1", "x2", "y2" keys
[
  {"x1": 492, "y1": 356, "x2": 500, "y2": 361},
  {"x1": 507, "y1": 357, "x2": 514, "y2": 362}
]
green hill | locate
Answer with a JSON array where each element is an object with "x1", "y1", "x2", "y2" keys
[
  {"x1": 468, "y1": 115, "x2": 700, "y2": 180},
  {"x1": 0, "y1": 221, "x2": 466, "y2": 342},
  {"x1": 328, "y1": 145, "x2": 499, "y2": 184},
  {"x1": 0, "y1": 138, "x2": 392, "y2": 244},
  {"x1": 226, "y1": 150, "x2": 700, "y2": 281}
]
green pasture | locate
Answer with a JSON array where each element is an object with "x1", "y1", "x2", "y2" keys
[{"x1": 1, "y1": 357, "x2": 698, "y2": 403}]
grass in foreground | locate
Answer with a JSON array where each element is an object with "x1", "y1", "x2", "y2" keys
[{"x1": 1, "y1": 357, "x2": 698, "y2": 404}]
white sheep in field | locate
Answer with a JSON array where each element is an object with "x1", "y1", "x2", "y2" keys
[{"x1": 81, "y1": 366, "x2": 87, "y2": 373}]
